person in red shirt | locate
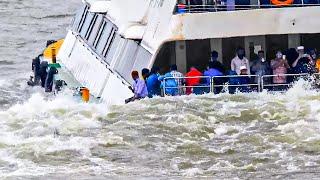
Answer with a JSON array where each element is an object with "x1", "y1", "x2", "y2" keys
[{"x1": 185, "y1": 67, "x2": 203, "y2": 95}]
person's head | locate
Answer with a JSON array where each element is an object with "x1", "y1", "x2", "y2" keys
[
  {"x1": 151, "y1": 66, "x2": 160, "y2": 74},
  {"x1": 211, "y1": 50, "x2": 219, "y2": 61},
  {"x1": 170, "y1": 64, "x2": 178, "y2": 71},
  {"x1": 297, "y1": 46, "x2": 305, "y2": 55},
  {"x1": 276, "y1": 51, "x2": 283, "y2": 59},
  {"x1": 141, "y1": 68, "x2": 150, "y2": 80},
  {"x1": 236, "y1": 47, "x2": 245, "y2": 60},
  {"x1": 131, "y1": 71, "x2": 139, "y2": 80},
  {"x1": 240, "y1": 65, "x2": 248, "y2": 75},
  {"x1": 258, "y1": 50, "x2": 265, "y2": 59}
]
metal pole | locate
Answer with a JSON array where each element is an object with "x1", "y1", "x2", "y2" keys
[{"x1": 163, "y1": 78, "x2": 166, "y2": 97}]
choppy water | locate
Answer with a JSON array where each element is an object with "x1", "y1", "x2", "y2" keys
[{"x1": 1, "y1": 0, "x2": 320, "y2": 179}]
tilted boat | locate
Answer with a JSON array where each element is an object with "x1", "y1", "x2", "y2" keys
[{"x1": 31, "y1": 0, "x2": 320, "y2": 105}]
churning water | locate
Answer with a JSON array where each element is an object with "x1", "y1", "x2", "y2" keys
[{"x1": 1, "y1": 0, "x2": 320, "y2": 179}]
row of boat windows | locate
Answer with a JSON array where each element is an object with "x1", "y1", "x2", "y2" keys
[
  {"x1": 71, "y1": 5, "x2": 152, "y2": 83},
  {"x1": 72, "y1": 5, "x2": 117, "y2": 63}
]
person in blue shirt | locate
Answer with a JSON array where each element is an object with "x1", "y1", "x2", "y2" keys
[
  {"x1": 125, "y1": 71, "x2": 148, "y2": 103},
  {"x1": 159, "y1": 70, "x2": 178, "y2": 96},
  {"x1": 146, "y1": 67, "x2": 161, "y2": 97},
  {"x1": 204, "y1": 61, "x2": 224, "y2": 93}
]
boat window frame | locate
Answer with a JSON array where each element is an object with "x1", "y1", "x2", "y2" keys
[
  {"x1": 77, "y1": 5, "x2": 89, "y2": 33},
  {"x1": 79, "y1": 11, "x2": 95, "y2": 38}
]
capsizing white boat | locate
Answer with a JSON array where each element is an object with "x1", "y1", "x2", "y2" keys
[{"x1": 29, "y1": 0, "x2": 320, "y2": 105}]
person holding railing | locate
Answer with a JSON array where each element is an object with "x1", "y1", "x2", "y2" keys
[
  {"x1": 231, "y1": 47, "x2": 251, "y2": 75},
  {"x1": 125, "y1": 71, "x2": 148, "y2": 103},
  {"x1": 270, "y1": 51, "x2": 290, "y2": 90}
]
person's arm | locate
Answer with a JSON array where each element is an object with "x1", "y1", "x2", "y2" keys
[
  {"x1": 284, "y1": 59, "x2": 290, "y2": 69},
  {"x1": 231, "y1": 58, "x2": 235, "y2": 71},
  {"x1": 271, "y1": 60, "x2": 281, "y2": 69},
  {"x1": 246, "y1": 59, "x2": 251, "y2": 75},
  {"x1": 292, "y1": 55, "x2": 302, "y2": 68}
]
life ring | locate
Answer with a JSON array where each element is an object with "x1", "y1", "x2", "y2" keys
[{"x1": 271, "y1": 0, "x2": 294, "y2": 6}]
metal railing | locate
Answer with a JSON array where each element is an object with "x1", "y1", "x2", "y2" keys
[
  {"x1": 175, "y1": 1, "x2": 320, "y2": 13},
  {"x1": 161, "y1": 73, "x2": 320, "y2": 96},
  {"x1": 162, "y1": 74, "x2": 260, "y2": 96}
]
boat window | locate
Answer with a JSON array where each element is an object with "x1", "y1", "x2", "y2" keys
[
  {"x1": 77, "y1": 6, "x2": 89, "y2": 33},
  {"x1": 79, "y1": 12, "x2": 95, "y2": 38},
  {"x1": 102, "y1": 28, "x2": 117, "y2": 58},
  {"x1": 95, "y1": 20, "x2": 114, "y2": 55},
  {"x1": 72, "y1": 5, "x2": 88, "y2": 32},
  {"x1": 105, "y1": 34, "x2": 121, "y2": 64},
  {"x1": 87, "y1": 14, "x2": 103, "y2": 46},
  {"x1": 131, "y1": 46, "x2": 152, "y2": 72},
  {"x1": 114, "y1": 40, "x2": 139, "y2": 82}
]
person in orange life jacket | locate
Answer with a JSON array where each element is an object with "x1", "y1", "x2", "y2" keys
[
  {"x1": 185, "y1": 67, "x2": 202, "y2": 95},
  {"x1": 125, "y1": 71, "x2": 148, "y2": 104}
]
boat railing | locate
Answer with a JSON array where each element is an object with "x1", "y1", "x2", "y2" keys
[
  {"x1": 162, "y1": 73, "x2": 320, "y2": 96},
  {"x1": 175, "y1": 1, "x2": 320, "y2": 14}
]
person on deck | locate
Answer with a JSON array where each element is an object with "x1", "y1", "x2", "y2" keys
[
  {"x1": 141, "y1": 68, "x2": 150, "y2": 81},
  {"x1": 238, "y1": 66, "x2": 251, "y2": 92},
  {"x1": 292, "y1": 46, "x2": 314, "y2": 74},
  {"x1": 251, "y1": 50, "x2": 270, "y2": 84},
  {"x1": 204, "y1": 61, "x2": 224, "y2": 94},
  {"x1": 309, "y1": 48, "x2": 320, "y2": 72},
  {"x1": 210, "y1": 50, "x2": 225, "y2": 74},
  {"x1": 146, "y1": 67, "x2": 161, "y2": 97},
  {"x1": 185, "y1": 67, "x2": 202, "y2": 95},
  {"x1": 125, "y1": 71, "x2": 148, "y2": 103},
  {"x1": 170, "y1": 64, "x2": 185, "y2": 95},
  {"x1": 270, "y1": 51, "x2": 290, "y2": 85},
  {"x1": 231, "y1": 47, "x2": 250, "y2": 75},
  {"x1": 159, "y1": 70, "x2": 178, "y2": 96}
]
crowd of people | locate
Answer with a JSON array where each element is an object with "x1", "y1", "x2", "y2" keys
[{"x1": 126, "y1": 46, "x2": 320, "y2": 103}]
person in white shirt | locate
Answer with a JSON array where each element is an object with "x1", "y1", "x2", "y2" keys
[{"x1": 231, "y1": 47, "x2": 251, "y2": 75}]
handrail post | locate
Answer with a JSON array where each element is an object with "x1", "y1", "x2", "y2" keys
[
  {"x1": 261, "y1": 75, "x2": 264, "y2": 91},
  {"x1": 258, "y1": 75, "x2": 261, "y2": 92},
  {"x1": 210, "y1": 77, "x2": 214, "y2": 93},
  {"x1": 163, "y1": 78, "x2": 166, "y2": 97}
]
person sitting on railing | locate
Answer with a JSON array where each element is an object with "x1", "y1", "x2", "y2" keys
[
  {"x1": 185, "y1": 67, "x2": 203, "y2": 95},
  {"x1": 251, "y1": 50, "x2": 271, "y2": 84},
  {"x1": 292, "y1": 46, "x2": 315, "y2": 74},
  {"x1": 270, "y1": 51, "x2": 290, "y2": 87},
  {"x1": 231, "y1": 47, "x2": 251, "y2": 75},
  {"x1": 146, "y1": 67, "x2": 161, "y2": 98},
  {"x1": 125, "y1": 71, "x2": 148, "y2": 104},
  {"x1": 204, "y1": 61, "x2": 224, "y2": 94}
]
